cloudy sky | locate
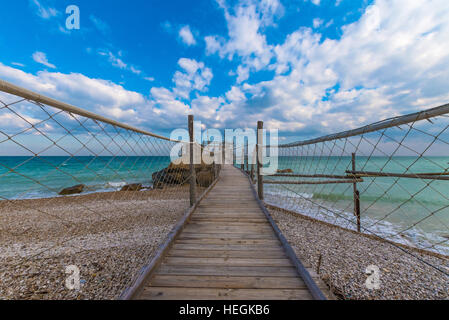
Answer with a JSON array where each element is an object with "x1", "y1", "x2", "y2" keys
[{"x1": 1, "y1": 0, "x2": 449, "y2": 141}]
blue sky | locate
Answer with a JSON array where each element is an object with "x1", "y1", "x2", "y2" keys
[{"x1": 1, "y1": 0, "x2": 449, "y2": 141}]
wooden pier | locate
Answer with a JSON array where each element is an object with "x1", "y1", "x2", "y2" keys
[{"x1": 133, "y1": 166, "x2": 326, "y2": 300}]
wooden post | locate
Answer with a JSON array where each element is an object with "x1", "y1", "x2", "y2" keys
[
  {"x1": 188, "y1": 115, "x2": 197, "y2": 207},
  {"x1": 355, "y1": 190, "x2": 361, "y2": 232},
  {"x1": 352, "y1": 153, "x2": 361, "y2": 232},
  {"x1": 257, "y1": 121, "x2": 264, "y2": 200},
  {"x1": 233, "y1": 138, "x2": 236, "y2": 166},
  {"x1": 251, "y1": 163, "x2": 255, "y2": 182},
  {"x1": 222, "y1": 134, "x2": 225, "y2": 165},
  {"x1": 240, "y1": 145, "x2": 244, "y2": 170},
  {"x1": 245, "y1": 138, "x2": 248, "y2": 172},
  {"x1": 250, "y1": 145, "x2": 255, "y2": 183}
]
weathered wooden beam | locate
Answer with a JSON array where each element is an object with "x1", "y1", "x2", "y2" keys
[
  {"x1": 188, "y1": 115, "x2": 197, "y2": 207},
  {"x1": 346, "y1": 170, "x2": 449, "y2": 180},
  {"x1": 270, "y1": 173, "x2": 353, "y2": 179},
  {"x1": 352, "y1": 153, "x2": 361, "y2": 233},
  {"x1": 257, "y1": 121, "x2": 264, "y2": 200},
  {"x1": 264, "y1": 179, "x2": 363, "y2": 185}
]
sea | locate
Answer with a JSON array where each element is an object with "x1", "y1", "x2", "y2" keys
[{"x1": 0, "y1": 156, "x2": 172, "y2": 199}]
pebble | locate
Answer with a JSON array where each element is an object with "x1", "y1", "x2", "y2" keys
[
  {"x1": 270, "y1": 208, "x2": 449, "y2": 300},
  {"x1": 0, "y1": 188, "x2": 192, "y2": 300}
]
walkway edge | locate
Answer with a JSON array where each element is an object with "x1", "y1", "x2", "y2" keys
[
  {"x1": 242, "y1": 169, "x2": 327, "y2": 300},
  {"x1": 119, "y1": 176, "x2": 221, "y2": 300}
]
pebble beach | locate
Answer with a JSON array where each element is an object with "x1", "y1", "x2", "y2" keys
[
  {"x1": 0, "y1": 188, "x2": 193, "y2": 300},
  {"x1": 269, "y1": 206, "x2": 449, "y2": 300}
]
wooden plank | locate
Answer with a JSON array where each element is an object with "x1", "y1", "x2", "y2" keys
[
  {"x1": 194, "y1": 213, "x2": 266, "y2": 218},
  {"x1": 156, "y1": 265, "x2": 299, "y2": 277},
  {"x1": 172, "y1": 243, "x2": 283, "y2": 251},
  {"x1": 183, "y1": 225, "x2": 273, "y2": 234},
  {"x1": 199, "y1": 202, "x2": 261, "y2": 206},
  {"x1": 164, "y1": 257, "x2": 293, "y2": 267},
  {"x1": 148, "y1": 275, "x2": 305, "y2": 289},
  {"x1": 188, "y1": 221, "x2": 271, "y2": 226},
  {"x1": 139, "y1": 287, "x2": 312, "y2": 300},
  {"x1": 168, "y1": 249, "x2": 286, "y2": 258},
  {"x1": 175, "y1": 238, "x2": 281, "y2": 245},
  {"x1": 185, "y1": 222, "x2": 272, "y2": 228},
  {"x1": 178, "y1": 233, "x2": 277, "y2": 240},
  {"x1": 191, "y1": 217, "x2": 269, "y2": 223}
]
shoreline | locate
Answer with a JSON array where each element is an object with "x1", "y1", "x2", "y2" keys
[
  {"x1": 263, "y1": 192, "x2": 449, "y2": 256},
  {"x1": 265, "y1": 203, "x2": 449, "y2": 260},
  {"x1": 269, "y1": 206, "x2": 449, "y2": 300}
]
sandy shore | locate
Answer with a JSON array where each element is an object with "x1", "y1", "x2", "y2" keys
[
  {"x1": 269, "y1": 206, "x2": 449, "y2": 300},
  {"x1": 0, "y1": 187, "x2": 200, "y2": 300}
]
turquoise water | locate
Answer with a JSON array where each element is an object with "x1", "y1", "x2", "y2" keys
[
  {"x1": 265, "y1": 156, "x2": 449, "y2": 253},
  {"x1": 0, "y1": 156, "x2": 172, "y2": 199}
]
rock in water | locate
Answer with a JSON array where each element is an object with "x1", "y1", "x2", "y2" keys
[
  {"x1": 120, "y1": 183, "x2": 143, "y2": 192},
  {"x1": 152, "y1": 161, "x2": 216, "y2": 188},
  {"x1": 277, "y1": 169, "x2": 293, "y2": 173},
  {"x1": 59, "y1": 184, "x2": 85, "y2": 195}
]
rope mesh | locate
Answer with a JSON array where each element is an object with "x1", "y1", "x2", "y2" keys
[
  {"x1": 231, "y1": 110, "x2": 449, "y2": 298},
  {"x1": 0, "y1": 91, "x2": 214, "y2": 299},
  {"x1": 248, "y1": 111, "x2": 449, "y2": 282}
]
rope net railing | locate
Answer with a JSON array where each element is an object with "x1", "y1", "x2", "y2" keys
[
  {"x1": 231, "y1": 105, "x2": 449, "y2": 299},
  {"x1": 263, "y1": 106, "x2": 449, "y2": 299},
  {"x1": 0, "y1": 81, "x2": 218, "y2": 299},
  {"x1": 265, "y1": 109, "x2": 449, "y2": 255}
]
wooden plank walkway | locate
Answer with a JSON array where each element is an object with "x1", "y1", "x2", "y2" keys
[{"x1": 136, "y1": 166, "x2": 315, "y2": 300}]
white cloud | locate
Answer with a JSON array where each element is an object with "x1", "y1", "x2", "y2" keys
[
  {"x1": 205, "y1": 36, "x2": 222, "y2": 55},
  {"x1": 98, "y1": 50, "x2": 127, "y2": 69},
  {"x1": 129, "y1": 66, "x2": 142, "y2": 75},
  {"x1": 172, "y1": 58, "x2": 213, "y2": 99},
  {"x1": 90, "y1": 15, "x2": 110, "y2": 34},
  {"x1": 197, "y1": 0, "x2": 449, "y2": 135},
  {"x1": 0, "y1": 62, "x2": 147, "y2": 124},
  {"x1": 179, "y1": 25, "x2": 197, "y2": 46},
  {"x1": 32, "y1": 51, "x2": 56, "y2": 69},
  {"x1": 205, "y1": 0, "x2": 283, "y2": 82},
  {"x1": 236, "y1": 65, "x2": 249, "y2": 83},
  {"x1": 191, "y1": 96, "x2": 225, "y2": 119},
  {"x1": 244, "y1": 0, "x2": 449, "y2": 134},
  {"x1": 0, "y1": 62, "x2": 199, "y2": 134},
  {"x1": 226, "y1": 86, "x2": 246, "y2": 102},
  {"x1": 11, "y1": 62, "x2": 25, "y2": 67},
  {"x1": 97, "y1": 50, "x2": 144, "y2": 76},
  {"x1": 30, "y1": 0, "x2": 58, "y2": 19},
  {"x1": 313, "y1": 18, "x2": 324, "y2": 28},
  {"x1": 325, "y1": 19, "x2": 334, "y2": 28}
]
